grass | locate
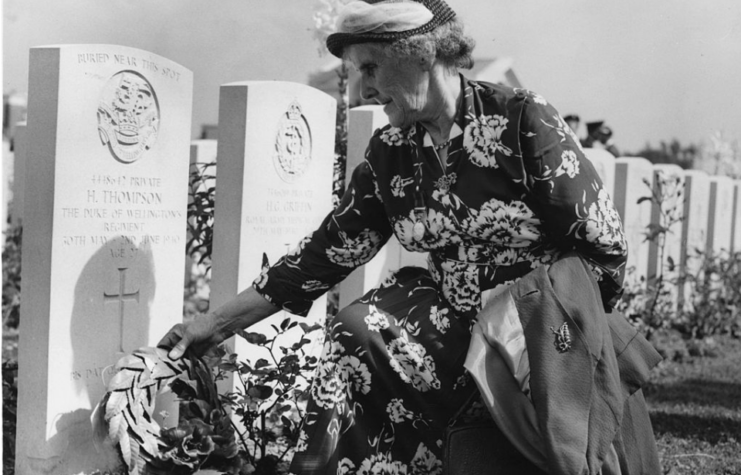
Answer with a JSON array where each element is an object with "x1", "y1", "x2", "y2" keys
[{"x1": 647, "y1": 331, "x2": 741, "y2": 475}]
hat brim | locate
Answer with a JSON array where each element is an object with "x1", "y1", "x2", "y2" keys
[{"x1": 326, "y1": 0, "x2": 456, "y2": 58}]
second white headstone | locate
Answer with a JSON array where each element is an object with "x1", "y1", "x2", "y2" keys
[{"x1": 209, "y1": 81, "x2": 335, "y2": 371}]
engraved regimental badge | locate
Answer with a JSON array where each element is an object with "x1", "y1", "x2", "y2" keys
[
  {"x1": 274, "y1": 100, "x2": 312, "y2": 183},
  {"x1": 550, "y1": 322, "x2": 572, "y2": 353},
  {"x1": 97, "y1": 71, "x2": 160, "y2": 164}
]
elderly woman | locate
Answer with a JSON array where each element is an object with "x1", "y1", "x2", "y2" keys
[{"x1": 161, "y1": 0, "x2": 661, "y2": 473}]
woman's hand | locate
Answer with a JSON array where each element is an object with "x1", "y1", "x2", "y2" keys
[
  {"x1": 158, "y1": 313, "x2": 231, "y2": 360},
  {"x1": 158, "y1": 286, "x2": 280, "y2": 360}
]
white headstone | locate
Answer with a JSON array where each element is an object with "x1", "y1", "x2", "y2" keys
[
  {"x1": 10, "y1": 122, "x2": 27, "y2": 226},
  {"x1": 16, "y1": 45, "x2": 192, "y2": 474},
  {"x1": 583, "y1": 147, "x2": 616, "y2": 198},
  {"x1": 732, "y1": 180, "x2": 741, "y2": 254},
  {"x1": 613, "y1": 157, "x2": 654, "y2": 286},
  {"x1": 338, "y1": 106, "x2": 428, "y2": 309},
  {"x1": 706, "y1": 175, "x2": 735, "y2": 256},
  {"x1": 678, "y1": 170, "x2": 710, "y2": 308},
  {"x1": 347, "y1": 105, "x2": 387, "y2": 172},
  {"x1": 189, "y1": 139, "x2": 218, "y2": 189},
  {"x1": 681, "y1": 171, "x2": 711, "y2": 260},
  {"x1": 647, "y1": 164, "x2": 684, "y2": 313},
  {"x1": 208, "y1": 81, "x2": 335, "y2": 369}
]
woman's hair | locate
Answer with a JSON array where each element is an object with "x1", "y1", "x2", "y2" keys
[{"x1": 388, "y1": 18, "x2": 476, "y2": 69}]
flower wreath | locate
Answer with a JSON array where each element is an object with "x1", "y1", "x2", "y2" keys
[{"x1": 93, "y1": 347, "x2": 239, "y2": 475}]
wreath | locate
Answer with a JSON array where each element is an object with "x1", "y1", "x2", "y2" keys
[{"x1": 93, "y1": 347, "x2": 240, "y2": 475}]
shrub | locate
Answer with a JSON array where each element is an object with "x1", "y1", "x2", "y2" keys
[
  {"x1": 186, "y1": 161, "x2": 216, "y2": 269},
  {"x1": 2, "y1": 225, "x2": 22, "y2": 329},
  {"x1": 2, "y1": 361, "x2": 17, "y2": 475},
  {"x1": 183, "y1": 161, "x2": 216, "y2": 321},
  {"x1": 677, "y1": 250, "x2": 741, "y2": 338},
  {"x1": 216, "y1": 319, "x2": 322, "y2": 473},
  {"x1": 618, "y1": 170, "x2": 741, "y2": 341},
  {"x1": 617, "y1": 173, "x2": 683, "y2": 340}
]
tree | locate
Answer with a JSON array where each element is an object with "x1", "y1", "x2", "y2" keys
[
  {"x1": 630, "y1": 139, "x2": 698, "y2": 169},
  {"x1": 693, "y1": 131, "x2": 741, "y2": 179}
]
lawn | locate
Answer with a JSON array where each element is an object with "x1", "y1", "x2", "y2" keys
[{"x1": 647, "y1": 332, "x2": 741, "y2": 475}]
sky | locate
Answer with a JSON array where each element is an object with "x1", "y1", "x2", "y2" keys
[{"x1": 3, "y1": 0, "x2": 741, "y2": 154}]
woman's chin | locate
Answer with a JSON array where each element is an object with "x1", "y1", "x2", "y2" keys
[
  {"x1": 384, "y1": 108, "x2": 410, "y2": 129},
  {"x1": 382, "y1": 103, "x2": 394, "y2": 117}
]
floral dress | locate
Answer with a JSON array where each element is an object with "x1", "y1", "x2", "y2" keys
[{"x1": 253, "y1": 76, "x2": 627, "y2": 475}]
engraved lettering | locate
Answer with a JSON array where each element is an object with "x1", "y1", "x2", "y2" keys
[{"x1": 78, "y1": 53, "x2": 110, "y2": 64}]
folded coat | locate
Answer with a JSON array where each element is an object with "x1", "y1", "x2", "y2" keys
[{"x1": 465, "y1": 254, "x2": 662, "y2": 475}]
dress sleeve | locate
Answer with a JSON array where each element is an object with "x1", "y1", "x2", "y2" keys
[
  {"x1": 252, "y1": 159, "x2": 393, "y2": 316},
  {"x1": 517, "y1": 95, "x2": 628, "y2": 306}
]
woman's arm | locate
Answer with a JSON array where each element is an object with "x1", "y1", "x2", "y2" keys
[
  {"x1": 159, "y1": 286, "x2": 279, "y2": 359},
  {"x1": 516, "y1": 94, "x2": 628, "y2": 304},
  {"x1": 160, "y1": 157, "x2": 392, "y2": 359},
  {"x1": 253, "y1": 159, "x2": 393, "y2": 316}
]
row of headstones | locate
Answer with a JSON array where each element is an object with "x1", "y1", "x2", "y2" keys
[
  {"x1": 14, "y1": 45, "x2": 335, "y2": 474},
  {"x1": 586, "y1": 149, "x2": 741, "y2": 308}
]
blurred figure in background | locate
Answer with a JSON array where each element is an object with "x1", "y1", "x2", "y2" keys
[
  {"x1": 563, "y1": 114, "x2": 580, "y2": 136},
  {"x1": 583, "y1": 120, "x2": 620, "y2": 156}
]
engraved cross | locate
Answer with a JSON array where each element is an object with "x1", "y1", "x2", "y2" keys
[{"x1": 104, "y1": 267, "x2": 140, "y2": 352}]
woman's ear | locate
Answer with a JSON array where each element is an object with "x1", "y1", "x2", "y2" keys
[{"x1": 418, "y1": 54, "x2": 434, "y2": 71}]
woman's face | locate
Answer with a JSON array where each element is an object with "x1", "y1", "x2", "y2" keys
[{"x1": 346, "y1": 43, "x2": 432, "y2": 129}]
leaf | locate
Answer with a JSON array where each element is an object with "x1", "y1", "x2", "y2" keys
[
  {"x1": 667, "y1": 256, "x2": 675, "y2": 271},
  {"x1": 107, "y1": 412, "x2": 126, "y2": 443},
  {"x1": 291, "y1": 338, "x2": 311, "y2": 351},
  {"x1": 114, "y1": 354, "x2": 146, "y2": 372},
  {"x1": 281, "y1": 415, "x2": 293, "y2": 428},
  {"x1": 193, "y1": 358, "x2": 219, "y2": 405},
  {"x1": 241, "y1": 332, "x2": 268, "y2": 345},
  {"x1": 247, "y1": 385, "x2": 273, "y2": 400},
  {"x1": 105, "y1": 391, "x2": 129, "y2": 422},
  {"x1": 134, "y1": 368, "x2": 156, "y2": 390},
  {"x1": 108, "y1": 370, "x2": 137, "y2": 392},
  {"x1": 189, "y1": 399, "x2": 212, "y2": 419},
  {"x1": 170, "y1": 378, "x2": 198, "y2": 400},
  {"x1": 299, "y1": 322, "x2": 322, "y2": 334},
  {"x1": 282, "y1": 354, "x2": 300, "y2": 366},
  {"x1": 115, "y1": 418, "x2": 133, "y2": 469},
  {"x1": 150, "y1": 359, "x2": 180, "y2": 381},
  {"x1": 218, "y1": 361, "x2": 238, "y2": 372},
  {"x1": 129, "y1": 441, "x2": 142, "y2": 475},
  {"x1": 238, "y1": 363, "x2": 253, "y2": 374}
]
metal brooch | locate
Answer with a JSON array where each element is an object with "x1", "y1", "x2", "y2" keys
[{"x1": 550, "y1": 322, "x2": 572, "y2": 353}]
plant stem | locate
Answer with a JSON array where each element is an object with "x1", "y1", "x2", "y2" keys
[{"x1": 229, "y1": 417, "x2": 253, "y2": 464}]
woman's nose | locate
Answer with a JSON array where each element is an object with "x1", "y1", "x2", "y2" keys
[{"x1": 360, "y1": 77, "x2": 378, "y2": 101}]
